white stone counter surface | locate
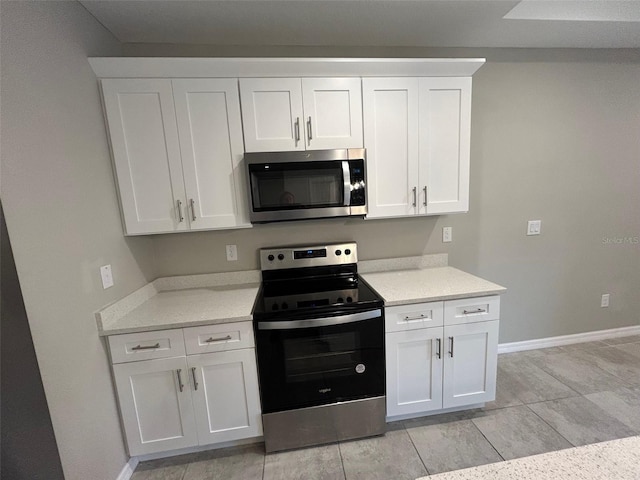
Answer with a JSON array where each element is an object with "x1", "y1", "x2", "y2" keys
[
  {"x1": 361, "y1": 266, "x2": 506, "y2": 306},
  {"x1": 96, "y1": 270, "x2": 261, "y2": 336},
  {"x1": 420, "y1": 435, "x2": 640, "y2": 480}
]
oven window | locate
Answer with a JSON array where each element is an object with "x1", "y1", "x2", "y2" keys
[
  {"x1": 250, "y1": 162, "x2": 343, "y2": 210},
  {"x1": 283, "y1": 332, "x2": 359, "y2": 383}
]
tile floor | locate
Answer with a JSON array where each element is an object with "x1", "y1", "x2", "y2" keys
[{"x1": 131, "y1": 334, "x2": 640, "y2": 480}]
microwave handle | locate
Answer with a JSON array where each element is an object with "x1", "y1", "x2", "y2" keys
[
  {"x1": 258, "y1": 309, "x2": 381, "y2": 330},
  {"x1": 342, "y1": 161, "x2": 351, "y2": 206}
]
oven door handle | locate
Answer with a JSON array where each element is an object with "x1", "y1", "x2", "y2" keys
[{"x1": 257, "y1": 309, "x2": 381, "y2": 330}]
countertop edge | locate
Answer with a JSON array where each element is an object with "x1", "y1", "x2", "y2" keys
[
  {"x1": 382, "y1": 287, "x2": 507, "y2": 307},
  {"x1": 97, "y1": 314, "x2": 254, "y2": 337}
]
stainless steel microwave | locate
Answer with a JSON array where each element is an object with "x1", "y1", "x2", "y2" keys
[{"x1": 245, "y1": 148, "x2": 367, "y2": 223}]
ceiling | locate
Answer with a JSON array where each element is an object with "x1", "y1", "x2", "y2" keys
[{"x1": 80, "y1": 0, "x2": 640, "y2": 49}]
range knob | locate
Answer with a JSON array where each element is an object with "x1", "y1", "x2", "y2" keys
[
  {"x1": 335, "y1": 249, "x2": 342, "y2": 256},
  {"x1": 346, "y1": 297, "x2": 353, "y2": 303},
  {"x1": 345, "y1": 248, "x2": 351, "y2": 255},
  {"x1": 337, "y1": 297, "x2": 344, "y2": 303},
  {"x1": 267, "y1": 254, "x2": 275, "y2": 261},
  {"x1": 272, "y1": 304, "x2": 279, "y2": 311},
  {"x1": 281, "y1": 302, "x2": 289, "y2": 310},
  {"x1": 277, "y1": 254, "x2": 285, "y2": 261}
]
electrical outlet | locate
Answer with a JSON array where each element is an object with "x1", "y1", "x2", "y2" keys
[
  {"x1": 226, "y1": 244, "x2": 238, "y2": 262},
  {"x1": 100, "y1": 264, "x2": 114, "y2": 289},
  {"x1": 601, "y1": 294, "x2": 610, "y2": 308},
  {"x1": 527, "y1": 220, "x2": 542, "y2": 236},
  {"x1": 442, "y1": 226, "x2": 452, "y2": 243}
]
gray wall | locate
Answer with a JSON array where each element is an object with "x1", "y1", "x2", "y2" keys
[
  {"x1": 133, "y1": 45, "x2": 640, "y2": 343},
  {"x1": 1, "y1": 2, "x2": 155, "y2": 479}
]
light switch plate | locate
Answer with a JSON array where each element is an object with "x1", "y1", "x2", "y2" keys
[
  {"x1": 100, "y1": 264, "x2": 114, "y2": 289},
  {"x1": 527, "y1": 220, "x2": 542, "y2": 236}
]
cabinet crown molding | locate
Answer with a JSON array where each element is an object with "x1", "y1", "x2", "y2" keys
[{"x1": 89, "y1": 57, "x2": 485, "y2": 78}]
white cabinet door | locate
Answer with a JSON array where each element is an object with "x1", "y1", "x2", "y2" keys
[
  {"x1": 173, "y1": 79, "x2": 250, "y2": 230},
  {"x1": 363, "y1": 78, "x2": 420, "y2": 218},
  {"x1": 301, "y1": 78, "x2": 363, "y2": 150},
  {"x1": 112, "y1": 357, "x2": 197, "y2": 456},
  {"x1": 419, "y1": 77, "x2": 472, "y2": 215},
  {"x1": 239, "y1": 78, "x2": 304, "y2": 152},
  {"x1": 102, "y1": 79, "x2": 187, "y2": 234},
  {"x1": 442, "y1": 320, "x2": 499, "y2": 408},
  {"x1": 386, "y1": 328, "x2": 443, "y2": 417},
  {"x1": 188, "y1": 349, "x2": 262, "y2": 445}
]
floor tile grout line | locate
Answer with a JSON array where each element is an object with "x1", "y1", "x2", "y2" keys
[
  {"x1": 468, "y1": 416, "x2": 506, "y2": 463},
  {"x1": 261, "y1": 447, "x2": 266, "y2": 480},
  {"x1": 337, "y1": 439, "x2": 347, "y2": 480},
  {"x1": 403, "y1": 422, "x2": 432, "y2": 476},
  {"x1": 523, "y1": 402, "x2": 577, "y2": 448}
]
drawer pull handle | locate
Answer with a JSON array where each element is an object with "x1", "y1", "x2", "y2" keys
[
  {"x1": 404, "y1": 314, "x2": 426, "y2": 321},
  {"x1": 191, "y1": 367, "x2": 198, "y2": 391},
  {"x1": 131, "y1": 343, "x2": 160, "y2": 351},
  {"x1": 205, "y1": 335, "x2": 232, "y2": 343},
  {"x1": 463, "y1": 308, "x2": 486, "y2": 315},
  {"x1": 176, "y1": 369, "x2": 184, "y2": 392},
  {"x1": 449, "y1": 336, "x2": 454, "y2": 358},
  {"x1": 436, "y1": 338, "x2": 442, "y2": 359}
]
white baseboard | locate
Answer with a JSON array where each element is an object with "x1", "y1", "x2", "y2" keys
[
  {"x1": 116, "y1": 457, "x2": 138, "y2": 480},
  {"x1": 498, "y1": 325, "x2": 640, "y2": 354}
]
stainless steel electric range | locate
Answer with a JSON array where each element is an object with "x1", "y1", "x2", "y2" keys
[{"x1": 252, "y1": 242, "x2": 386, "y2": 453}]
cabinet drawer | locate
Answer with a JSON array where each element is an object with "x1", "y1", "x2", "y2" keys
[
  {"x1": 184, "y1": 321, "x2": 254, "y2": 355},
  {"x1": 444, "y1": 296, "x2": 500, "y2": 326},
  {"x1": 385, "y1": 302, "x2": 444, "y2": 333},
  {"x1": 109, "y1": 329, "x2": 185, "y2": 364}
]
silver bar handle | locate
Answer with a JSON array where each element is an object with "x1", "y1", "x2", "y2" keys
[
  {"x1": 412, "y1": 187, "x2": 417, "y2": 207},
  {"x1": 436, "y1": 338, "x2": 442, "y2": 359},
  {"x1": 404, "y1": 314, "x2": 426, "y2": 321},
  {"x1": 189, "y1": 198, "x2": 196, "y2": 221},
  {"x1": 131, "y1": 343, "x2": 160, "y2": 351},
  {"x1": 463, "y1": 308, "x2": 487, "y2": 315},
  {"x1": 176, "y1": 369, "x2": 184, "y2": 392},
  {"x1": 191, "y1": 367, "x2": 198, "y2": 391},
  {"x1": 258, "y1": 309, "x2": 381, "y2": 331},
  {"x1": 176, "y1": 200, "x2": 184, "y2": 223},
  {"x1": 342, "y1": 161, "x2": 351, "y2": 207},
  {"x1": 307, "y1": 116, "x2": 313, "y2": 141},
  {"x1": 205, "y1": 335, "x2": 232, "y2": 343},
  {"x1": 423, "y1": 186, "x2": 427, "y2": 207},
  {"x1": 294, "y1": 117, "x2": 300, "y2": 145},
  {"x1": 449, "y1": 337, "x2": 454, "y2": 358}
]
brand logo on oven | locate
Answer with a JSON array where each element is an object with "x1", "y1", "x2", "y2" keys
[{"x1": 318, "y1": 388, "x2": 332, "y2": 394}]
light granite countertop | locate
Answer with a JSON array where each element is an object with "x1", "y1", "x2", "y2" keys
[
  {"x1": 420, "y1": 435, "x2": 640, "y2": 480},
  {"x1": 361, "y1": 266, "x2": 506, "y2": 306},
  {"x1": 96, "y1": 254, "x2": 506, "y2": 337}
]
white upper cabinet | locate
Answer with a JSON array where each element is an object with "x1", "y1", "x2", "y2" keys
[
  {"x1": 363, "y1": 76, "x2": 472, "y2": 219},
  {"x1": 240, "y1": 78, "x2": 363, "y2": 152},
  {"x1": 173, "y1": 79, "x2": 249, "y2": 230},
  {"x1": 420, "y1": 78, "x2": 471, "y2": 215},
  {"x1": 101, "y1": 78, "x2": 250, "y2": 235},
  {"x1": 362, "y1": 78, "x2": 420, "y2": 218},
  {"x1": 102, "y1": 79, "x2": 188, "y2": 234}
]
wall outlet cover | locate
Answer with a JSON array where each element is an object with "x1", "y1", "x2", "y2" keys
[
  {"x1": 100, "y1": 264, "x2": 114, "y2": 289},
  {"x1": 601, "y1": 294, "x2": 610, "y2": 308},
  {"x1": 443, "y1": 226, "x2": 453, "y2": 243},
  {"x1": 527, "y1": 220, "x2": 542, "y2": 236},
  {"x1": 226, "y1": 244, "x2": 238, "y2": 261}
]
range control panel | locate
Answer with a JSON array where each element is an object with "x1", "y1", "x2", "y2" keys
[{"x1": 260, "y1": 242, "x2": 357, "y2": 271}]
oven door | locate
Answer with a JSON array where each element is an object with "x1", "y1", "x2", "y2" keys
[{"x1": 255, "y1": 308, "x2": 384, "y2": 414}]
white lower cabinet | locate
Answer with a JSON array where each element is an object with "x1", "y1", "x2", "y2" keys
[
  {"x1": 385, "y1": 296, "x2": 500, "y2": 419},
  {"x1": 109, "y1": 322, "x2": 262, "y2": 457},
  {"x1": 188, "y1": 349, "x2": 262, "y2": 445}
]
